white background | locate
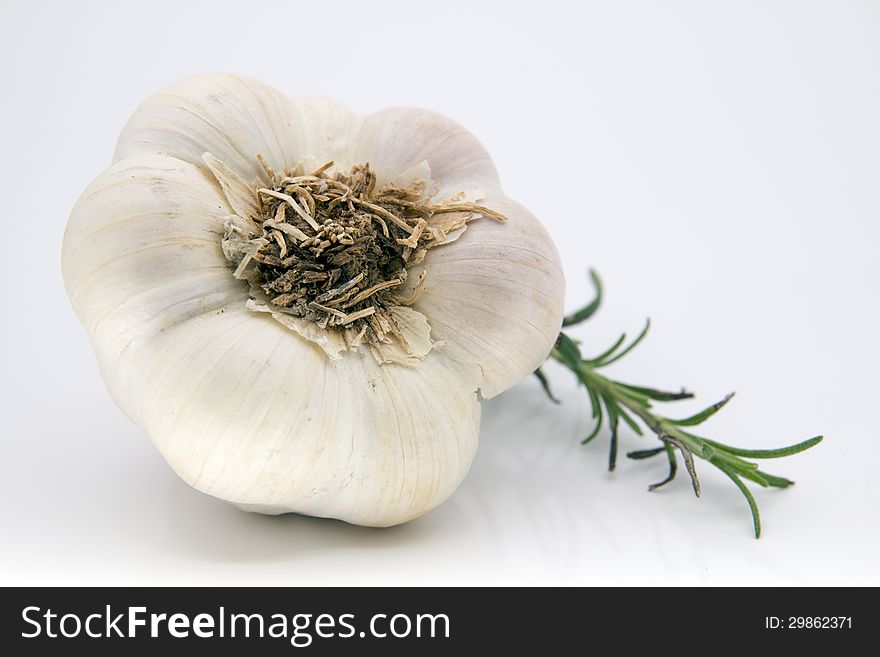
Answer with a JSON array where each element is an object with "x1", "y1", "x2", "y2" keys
[{"x1": 2, "y1": 0, "x2": 878, "y2": 585}]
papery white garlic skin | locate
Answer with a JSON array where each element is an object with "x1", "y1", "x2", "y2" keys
[{"x1": 62, "y1": 74, "x2": 564, "y2": 527}]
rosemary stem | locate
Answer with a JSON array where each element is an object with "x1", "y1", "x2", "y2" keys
[
  {"x1": 540, "y1": 271, "x2": 821, "y2": 537},
  {"x1": 546, "y1": 336, "x2": 821, "y2": 538},
  {"x1": 551, "y1": 347, "x2": 709, "y2": 457}
]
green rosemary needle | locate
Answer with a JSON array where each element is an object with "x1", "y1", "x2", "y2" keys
[{"x1": 537, "y1": 271, "x2": 822, "y2": 538}]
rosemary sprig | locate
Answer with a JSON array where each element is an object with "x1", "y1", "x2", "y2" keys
[{"x1": 539, "y1": 271, "x2": 822, "y2": 538}]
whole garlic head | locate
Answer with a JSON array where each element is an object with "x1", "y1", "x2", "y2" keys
[{"x1": 62, "y1": 73, "x2": 564, "y2": 527}]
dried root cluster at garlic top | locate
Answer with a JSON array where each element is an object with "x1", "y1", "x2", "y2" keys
[{"x1": 221, "y1": 156, "x2": 506, "y2": 353}]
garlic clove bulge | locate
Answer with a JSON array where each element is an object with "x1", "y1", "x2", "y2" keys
[
  {"x1": 62, "y1": 154, "x2": 248, "y2": 419},
  {"x1": 113, "y1": 73, "x2": 361, "y2": 183},
  {"x1": 135, "y1": 304, "x2": 481, "y2": 527},
  {"x1": 287, "y1": 94, "x2": 363, "y2": 172},
  {"x1": 348, "y1": 107, "x2": 501, "y2": 197},
  {"x1": 407, "y1": 192, "x2": 565, "y2": 399}
]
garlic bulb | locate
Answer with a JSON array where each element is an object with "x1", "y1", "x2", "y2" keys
[{"x1": 62, "y1": 73, "x2": 564, "y2": 527}]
